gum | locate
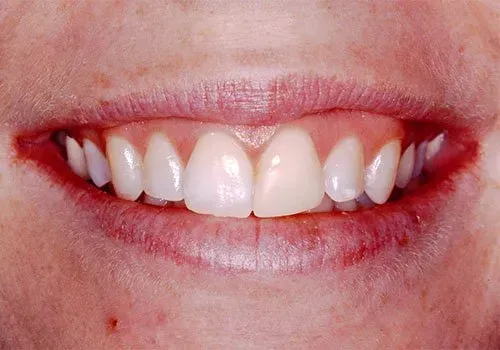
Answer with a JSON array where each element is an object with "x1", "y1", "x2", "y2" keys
[{"x1": 72, "y1": 110, "x2": 439, "y2": 166}]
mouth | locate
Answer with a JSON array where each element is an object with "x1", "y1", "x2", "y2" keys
[{"x1": 16, "y1": 74, "x2": 484, "y2": 273}]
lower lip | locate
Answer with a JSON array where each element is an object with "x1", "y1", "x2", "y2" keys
[{"x1": 18, "y1": 138, "x2": 480, "y2": 274}]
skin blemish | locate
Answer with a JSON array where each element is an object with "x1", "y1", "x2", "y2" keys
[
  {"x1": 106, "y1": 316, "x2": 119, "y2": 334},
  {"x1": 93, "y1": 72, "x2": 112, "y2": 89}
]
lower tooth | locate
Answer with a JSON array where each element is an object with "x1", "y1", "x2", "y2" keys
[
  {"x1": 144, "y1": 195, "x2": 168, "y2": 206},
  {"x1": 308, "y1": 194, "x2": 335, "y2": 213},
  {"x1": 356, "y1": 192, "x2": 376, "y2": 209},
  {"x1": 335, "y1": 199, "x2": 358, "y2": 212}
]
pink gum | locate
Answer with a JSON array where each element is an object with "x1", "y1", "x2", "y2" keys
[{"x1": 76, "y1": 110, "x2": 435, "y2": 166}]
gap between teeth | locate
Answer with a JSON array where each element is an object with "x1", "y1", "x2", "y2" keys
[{"x1": 64, "y1": 127, "x2": 445, "y2": 218}]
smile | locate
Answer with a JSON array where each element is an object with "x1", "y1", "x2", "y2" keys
[{"x1": 16, "y1": 73, "x2": 482, "y2": 273}]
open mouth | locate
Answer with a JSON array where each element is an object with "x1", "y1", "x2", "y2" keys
[{"x1": 16, "y1": 75, "x2": 482, "y2": 273}]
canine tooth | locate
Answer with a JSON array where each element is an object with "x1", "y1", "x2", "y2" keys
[
  {"x1": 66, "y1": 136, "x2": 90, "y2": 179},
  {"x1": 396, "y1": 143, "x2": 415, "y2": 189},
  {"x1": 106, "y1": 136, "x2": 144, "y2": 201},
  {"x1": 412, "y1": 141, "x2": 428, "y2": 178},
  {"x1": 324, "y1": 136, "x2": 364, "y2": 202},
  {"x1": 83, "y1": 139, "x2": 111, "y2": 187},
  {"x1": 143, "y1": 194, "x2": 168, "y2": 206},
  {"x1": 183, "y1": 131, "x2": 253, "y2": 218},
  {"x1": 253, "y1": 128, "x2": 324, "y2": 218},
  {"x1": 308, "y1": 194, "x2": 335, "y2": 213},
  {"x1": 425, "y1": 133, "x2": 445, "y2": 162},
  {"x1": 364, "y1": 140, "x2": 401, "y2": 204},
  {"x1": 143, "y1": 133, "x2": 184, "y2": 201}
]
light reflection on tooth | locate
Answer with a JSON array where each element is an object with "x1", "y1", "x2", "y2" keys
[
  {"x1": 324, "y1": 136, "x2": 364, "y2": 202},
  {"x1": 412, "y1": 141, "x2": 428, "y2": 179},
  {"x1": 143, "y1": 133, "x2": 184, "y2": 201},
  {"x1": 83, "y1": 139, "x2": 111, "y2": 187},
  {"x1": 425, "y1": 133, "x2": 445, "y2": 162},
  {"x1": 183, "y1": 131, "x2": 253, "y2": 218},
  {"x1": 66, "y1": 136, "x2": 90, "y2": 180},
  {"x1": 106, "y1": 136, "x2": 144, "y2": 201},
  {"x1": 396, "y1": 143, "x2": 415, "y2": 189},
  {"x1": 364, "y1": 140, "x2": 401, "y2": 205},
  {"x1": 253, "y1": 127, "x2": 324, "y2": 218}
]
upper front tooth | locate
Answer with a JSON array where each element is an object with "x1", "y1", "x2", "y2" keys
[
  {"x1": 106, "y1": 136, "x2": 144, "y2": 201},
  {"x1": 66, "y1": 136, "x2": 90, "y2": 180},
  {"x1": 364, "y1": 140, "x2": 401, "y2": 204},
  {"x1": 253, "y1": 127, "x2": 324, "y2": 218},
  {"x1": 324, "y1": 136, "x2": 364, "y2": 202},
  {"x1": 183, "y1": 131, "x2": 253, "y2": 218},
  {"x1": 396, "y1": 143, "x2": 415, "y2": 189},
  {"x1": 143, "y1": 133, "x2": 184, "y2": 202},
  {"x1": 83, "y1": 139, "x2": 111, "y2": 187}
]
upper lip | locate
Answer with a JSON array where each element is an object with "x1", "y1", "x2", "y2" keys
[{"x1": 18, "y1": 73, "x2": 492, "y2": 136}]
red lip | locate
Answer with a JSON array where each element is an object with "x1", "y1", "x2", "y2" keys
[{"x1": 16, "y1": 74, "x2": 486, "y2": 273}]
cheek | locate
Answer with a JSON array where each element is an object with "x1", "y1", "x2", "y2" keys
[{"x1": 482, "y1": 126, "x2": 500, "y2": 186}]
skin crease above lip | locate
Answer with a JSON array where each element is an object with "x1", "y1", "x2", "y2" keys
[{"x1": 0, "y1": 0, "x2": 498, "y2": 349}]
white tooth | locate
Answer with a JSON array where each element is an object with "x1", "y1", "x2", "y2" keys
[
  {"x1": 143, "y1": 133, "x2": 184, "y2": 201},
  {"x1": 364, "y1": 140, "x2": 401, "y2": 204},
  {"x1": 253, "y1": 128, "x2": 324, "y2": 218},
  {"x1": 106, "y1": 136, "x2": 144, "y2": 201},
  {"x1": 356, "y1": 192, "x2": 376, "y2": 209},
  {"x1": 425, "y1": 133, "x2": 445, "y2": 162},
  {"x1": 412, "y1": 141, "x2": 428, "y2": 178},
  {"x1": 183, "y1": 131, "x2": 253, "y2": 218},
  {"x1": 66, "y1": 136, "x2": 90, "y2": 180},
  {"x1": 396, "y1": 143, "x2": 415, "y2": 189},
  {"x1": 143, "y1": 194, "x2": 168, "y2": 206},
  {"x1": 83, "y1": 139, "x2": 111, "y2": 187},
  {"x1": 324, "y1": 136, "x2": 365, "y2": 202},
  {"x1": 308, "y1": 194, "x2": 335, "y2": 213},
  {"x1": 335, "y1": 199, "x2": 358, "y2": 212}
]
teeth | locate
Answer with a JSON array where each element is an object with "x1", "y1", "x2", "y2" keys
[
  {"x1": 143, "y1": 133, "x2": 184, "y2": 201},
  {"x1": 396, "y1": 143, "x2": 415, "y2": 189},
  {"x1": 335, "y1": 199, "x2": 358, "y2": 212},
  {"x1": 356, "y1": 192, "x2": 376, "y2": 209},
  {"x1": 143, "y1": 194, "x2": 168, "y2": 206},
  {"x1": 308, "y1": 194, "x2": 335, "y2": 213},
  {"x1": 364, "y1": 140, "x2": 401, "y2": 204},
  {"x1": 253, "y1": 128, "x2": 324, "y2": 218},
  {"x1": 66, "y1": 136, "x2": 90, "y2": 180},
  {"x1": 83, "y1": 139, "x2": 111, "y2": 187},
  {"x1": 425, "y1": 133, "x2": 445, "y2": 162},
  {"x1": 183, "y1": 131, "x2": 253, "y2": 218},
  {"x1": 412, "y1": 141, "x2": 428, "y2": 178},
  {"x1": 106, "y1": 136, "x2": 144, "y2": 201},
  {"x1": 324, "y1": 136, "x2": 365, "y2": 202}
]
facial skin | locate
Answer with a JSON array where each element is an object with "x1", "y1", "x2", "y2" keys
[{"x1": 0, "y1": 1, "x2": 499, "y2": 348}]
